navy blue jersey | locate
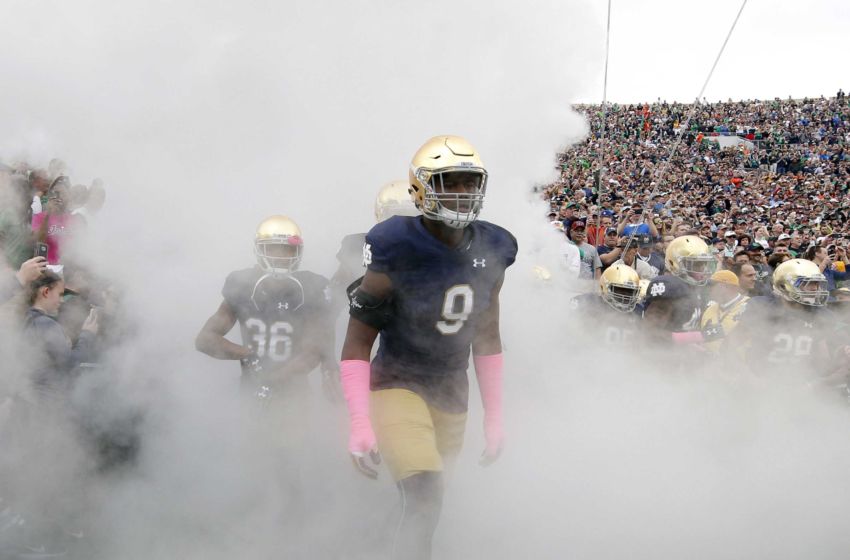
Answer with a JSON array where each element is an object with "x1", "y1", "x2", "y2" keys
[
  {"x1": 364, "y1": 216, "x2": 517, "y2": 412},
  {"x1": 642, "y1": 274, "x2": 704, "y2": 332},
  {"x1": 223, "y1": 267, "x2": 332, "y2": 377},
  {"x1": 570, "y1": 293, "x2": 641, "y2": 347},
  {"x1": 734, "y1": 295, "x2": 836, "y2": 373}
]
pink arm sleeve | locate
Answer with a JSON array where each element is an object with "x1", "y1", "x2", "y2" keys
[
  {"x1": 474, "y1": 353, "x2": 504, "y2": 454},
  {"x1": 671, "y1": 331, "x2": 704, "y2": 344},
  {"x1": 340, "y1": 359, "x2": 376, "y2": 454}
]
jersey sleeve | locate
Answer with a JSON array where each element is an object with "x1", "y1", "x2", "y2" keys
[
  {"x1": 363, "y1": 219, "x2": 401, "y2": 274},
  {"x1": 501, "y1": 230, "x2": 518, "y2": 269},
  {"x1": 481, "y1": 222, "x2": 517, "y2": 270}
]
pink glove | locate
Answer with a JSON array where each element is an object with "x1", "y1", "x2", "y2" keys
[
  {"x1": 474, "y1": 353, "x2": 504, "y2": 466},
  {"x1": 340, "y1": 359, "x2": 380, "y2": 478}
]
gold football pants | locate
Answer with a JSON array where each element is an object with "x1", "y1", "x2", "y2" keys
[{"x1": 371, "y1": 388, "x2": 467, "y2": 481}]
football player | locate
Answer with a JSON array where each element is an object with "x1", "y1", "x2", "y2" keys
[
  {"x1": 339, "y1": 136, "x2": 516, "y2": 560},
  {"x1": 571, "y1": 263, "x2": 642, "y2": 347},
  {"x1": 641, "y1": 235, "x2": 716, "y2": 339},
  {"x1": 195, "y1": 216, "x2": 338, "y2": 402},
  {"x1": 330, "y1": 180, "x2": 419, "y2": 311},
  {"x1": 730, "y1": 259, "x2": 842, "y2": 382},
  {"x1": 699, "y1": 270, "x2": 749, "y2": 354}
]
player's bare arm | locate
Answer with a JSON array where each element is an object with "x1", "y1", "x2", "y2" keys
[{"x1": 195, "y1": 300, "x2": 252, "y2": 360}]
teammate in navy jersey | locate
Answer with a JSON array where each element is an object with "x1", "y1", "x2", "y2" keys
[
  {"x1": 330, "y1": 180, "x2": 418, "y2": 313},
  {"x1": 339, "y1": 136, "x2": 516, "y2": 560},
  {"x1": 572, "y1": 263, "x2": 642, "y2": 347},
  {"x1": 195, "y1": 215, "x2": 337, "y2": 401},
  {"x1": 646, "y1": 235, "x2": 716, "y2": 334},
  {"x1": 730, "y1": 259, "x2": 844, "y2": 382}
]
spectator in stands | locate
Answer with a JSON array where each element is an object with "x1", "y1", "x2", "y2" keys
[
  {"x1": 730, "y1": 262, "x2": 760, "y2": 297},
  {"x1": 614, "y1": 238, "x2": 654, "y2": 279},
  {"x1": 746, "y1": 244, "x2": 772, "y2": 293},
  {"x1": 0, "y1": 173, "x2": 36, "y2": 271},
  {"x1": 31, "y1": 177, "x2": 81, "y2": 265},
  {"x1": 568, "y1": 221, "x2": 602, "y2": 280},
  {"x1": 806, "y1": 245, "x2": 847, "y2": 292},
  {"x1": 24, "y1": 271, "x2": 99, "y2": 393},
  {"x1": 597, "y1": 227, "x2": 623, "y2": 270},
  {"x1": 636, "y1": 234, "x2": 664, "y2": 277}
]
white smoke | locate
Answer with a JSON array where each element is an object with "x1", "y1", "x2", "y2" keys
[{"x1": 3, "y1": 1, "x2": 850, "y2": 559}]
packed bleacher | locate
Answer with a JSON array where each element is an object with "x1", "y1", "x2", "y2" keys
[{"x1": 542, "y1": 90, "x2": 849, "y2": 290}]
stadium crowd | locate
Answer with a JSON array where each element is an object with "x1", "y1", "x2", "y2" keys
[
  {"x1": 0, "y1": 159, "x2": 132, "y2": 555},
  {"x1": 1, "y1": 159, "x2": 113, "y2": 379},
  {"x1": 544, "y1": 92, "x2": 849, "y2": 289}
]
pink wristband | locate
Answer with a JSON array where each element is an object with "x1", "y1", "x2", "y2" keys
[
  {"x1": 671, "y1": 331, "x2": 703, "y2": 344},
  {"x1": 340, "y1": 359, "x2": 376, "y2": 454},
  {"x1": 474, "y1": 353, "x2": 504, "y2": 454}
]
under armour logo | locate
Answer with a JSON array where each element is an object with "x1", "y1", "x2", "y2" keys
[
  {"x1": 650, "y1": 282, "x2": 666, "y2": 297},
  {"x1": 705, "y1": 327, "x2": 719, "y2": 337},
  {"x1": 473, "y1": 258, "x2": 486, "y2": 268},
  {"x1": 804, "y1": 321, "x2": 813, "y2": 329},
  {"x1": 257, "y1": 385, "x2": 271, "y2": 399},
  {"x1": 278, "y1": 302, "x2": 289, "y2": 310}
]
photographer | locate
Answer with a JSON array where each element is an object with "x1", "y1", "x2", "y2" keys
[
  {"x1": 23, "y1": 271, "x2": 99, "y2": 394},
  {"x1": 805, "y1": 245, "x2": 847, "y2": 292}
]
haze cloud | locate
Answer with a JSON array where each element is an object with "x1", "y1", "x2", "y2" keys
[{"x1": 2, "y1": 1, "x2": 849, "y2": 559}]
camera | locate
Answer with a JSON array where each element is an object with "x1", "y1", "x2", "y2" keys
[{"x1": 34, "y1": 242, "x2": 49, "y2": 259}]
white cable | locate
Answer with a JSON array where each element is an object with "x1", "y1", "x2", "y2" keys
[{"x1": 623, "y1": 0, "x2": 749, "y2": 247}]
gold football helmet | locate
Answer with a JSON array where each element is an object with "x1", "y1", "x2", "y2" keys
[
  {"x1": 772, "y1": 258, "x2": 828, "y2": 307},
  {"x1": 599, "y1": 263, "x2": 641, "y2": 312},
  {"x1": 374, "y1": 180, "x2": 418, "y2": 223},
  {"x1": 254, "y1": 215, "x2": 303, "y2": 275},
  {"x1": 665, "y1": 235, "x2": 716, "y2": 286},
  {"x1": 408, "y1": 135, "x2": 487, "y2": 229}
]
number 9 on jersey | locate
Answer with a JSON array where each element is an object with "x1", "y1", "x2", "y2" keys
[{"x1": 436, "y1": 284, "x2": 474, "y2": 335}]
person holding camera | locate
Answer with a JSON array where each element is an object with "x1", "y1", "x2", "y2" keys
[
  {"x1": 805, "y1": 245, "x2": 847, "y2": 292},
  {"x1": 23, "y1": 271, "x2": 99, "y2": 395},
  {"x1": 617, "y1": 207, "x2": 659, "y2": 238}
]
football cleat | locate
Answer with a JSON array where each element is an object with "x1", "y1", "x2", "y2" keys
[
  {"x1": 408, "y1": 135, "x2": 487, "y2": 229},
  {"x1": 374, "y1": 180, "x2": 419, "y2": 223},
  {"x1": 665, "y1": 235, "x2": 716, "y2": 286},
  {"x1": 772, "y1": 258, "x2": 829, "y2": 307},
  {"x1": 599, "y1": 263, "x2": 641, "y2": 312},
  {"x1": 254, "y1": 215, "x2": 303, "y2": 275}
]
